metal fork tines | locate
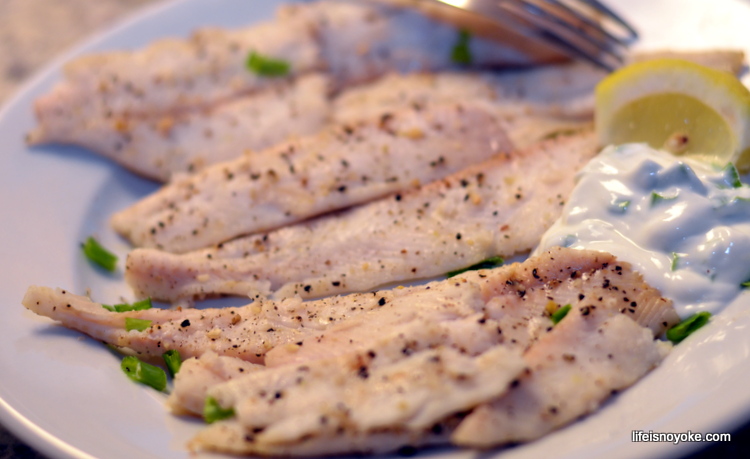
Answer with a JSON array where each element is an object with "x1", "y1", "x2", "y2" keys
[{"x1": 427, "y1": 0, "x2": 638, "y2": 71}]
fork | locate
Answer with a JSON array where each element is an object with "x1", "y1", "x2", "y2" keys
[{"x1": 408, "y1": 0, "x2": 638, "y2": 71}]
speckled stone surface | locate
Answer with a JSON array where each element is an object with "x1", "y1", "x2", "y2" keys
[
  {"x1": 0, "y1": 0, "x2": 156, "y2": 102},
  {"x1": 1, "y1": 0, "x2": 749, "y2": 458}
]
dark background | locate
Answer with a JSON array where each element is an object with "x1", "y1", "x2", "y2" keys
[{"x1": 2, "y1": 419, "x2": 748, "y2": 458}]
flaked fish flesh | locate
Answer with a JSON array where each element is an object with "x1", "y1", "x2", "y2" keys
[
  {"x1": 29, "y1": 74, "x2": 332, "y2": 181},
  {"x1": 111, "y1": 102, "x2": 513, "y2": 252},
  {"x1": 29, "y1": 0, "x2": 534, "y2": 178},
  {"x1": 124, "y1": 131, "x2": 598, "y2": 303}
]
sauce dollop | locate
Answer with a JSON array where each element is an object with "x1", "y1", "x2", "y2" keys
[{"x1": 537, "y1": 143, "x2": 750, "y2": 317}]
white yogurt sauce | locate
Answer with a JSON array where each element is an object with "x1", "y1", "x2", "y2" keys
[{"x1": 536, "y1": 143, "x2": 750, "y2": 317}]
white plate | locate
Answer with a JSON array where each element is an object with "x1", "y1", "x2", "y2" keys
[{"x1": 1, "y1": 0, "x2": 750, "y2": 458}]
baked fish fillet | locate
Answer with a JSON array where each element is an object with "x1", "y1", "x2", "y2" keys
[
  {"x1": 27, "y1": 15, "x2": 321, "y2": 181},
  {"x1": 22, "y1": 248, "x2": 678, "y2": 456},
  {"x1": 22, "y1": 247, "x2": 679, "y2": 365},
  {"x1": 332, "y1": 64, "x2": 604, "y2": 125},
  {"x1": 176, "y1": 248, "x2": 676, "y2": 455},
  {"x1": 28, "y1": 1, "x2": 532, "y2": 175},
  {"x1": 260, "y1": 245, "x2": 679, "y2": 369},
  {"x1": 28, "y1": 73, "x2": 332, "y2": 182},
  {"x1": 167, "y1": 351, "x2": 263, "y2": 416},
  {"x1": 111, "y1": 102, "x2": 513, "y2": 253},
  {"x1": 28, "y1": 63, "x2": 593, "y2": 182},
  {"x1": 192, "y1": 346, "x2": 524, "y2": 456},
  {"x1": 452, "y1": 313, "x2": 670, "y2": 448},
  {"x1": 124, "y1": 130, "x2": 598, "y2": 303},
  {"x1": 21, "y1": 286, "x2": 394, "y2": 364},
  {"x1": 34, "y1": 0, "x2": 531, "y2": 117},
  {"x1": 191, "y1": 318, "x2": 668, "y2": 456}
]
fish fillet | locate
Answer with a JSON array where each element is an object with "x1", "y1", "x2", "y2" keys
[
  {"x1": 452, "y1": 313, "x2": 671, "y2": 447},
  {"x1": 33, "y1": 13, "x2": 320, "y2": 119},
  {"x1": 167, "y1": 351, "x2": 263, "y2": 416},
  {"x1": 124, "y1": 130, "x2": 598, "y2": 303},
  {"x1": 22, "y1": 248, "x2": 678, "y2": 455},
  {"x1": 23, "y1": 247, "x2": 679, "y2": 365},
  {"x1": 172, "y1": 247, "x2": 676, "y2": 455},
  {"x1": 28, "y1": 1, "x2": 533, "y2": 175},
  {"x1": 21, "y1": 286, "x2": 402, "y2": 364},
  {"x1": 262, "y1": 245, "x2": 680, "y2": 368},
  {"x1": 332, "y1": 64, "x2": 604, "y2": 124},
  {"x1": 111, "y1": 102, "x2": 514, "y2": 253},
  {"x1": 29, "y1": 74, "x2": 332, "y2": 182},
  {"x1": 194, "y1": 325, "x2": 669, "y2": 456},
  {"x1": 191, "y1": 346, "x2": 524, "y2": 456}
]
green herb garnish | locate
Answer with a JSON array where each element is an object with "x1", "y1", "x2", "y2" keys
[
  {"x1": 125, "y1": 318, "x2": 152, "y2": 332},
  {"x1": 451, "y1": 29, "x2": 472, "y2": 65},
  {"x1": 163, "y1": 350, "x2": 182, "y2": 378},
  {"x1": 722, "y1": 163, "x2": 742, "y2": 188},
  {"x1": 650, "y1": 192, "x2": 678, "y2": 206},
  {"x1": 666, "y1": 312, "x2": 711, "y2": 344},
  {"x1": 446, "y1": 256, "x2": 504, "y2": 277},
  {"x1": 541, "y1": 128, "x2": 581, "y2": 141},
  {"x1": 562, "y1": 234, "x2": 577, "y2": 247},
  {"x1": 121, "y1": 356, "x2": 167, "y2": 392},
  {"x1": 246, "y1": 51, "x2": 290, "y2": 77},
  {"x1": 741, "y1": 280, "x2": 750, "y2": 288},
  {"x1": 612, "y1": 199, "x2": 630, "y2": 213},
  {"x1": 550, "y1": 304, "x2": 572, "y2": 325},
  {"x1": 670, "y1": 252, "x2": 680, "y2": 271},
  {"x1": 103, "y1": 298, "x2": 152, "y2": 312},
  {"x1": 204, "y1": 396, "x2": 235, "y2": 424},
  {"x1": 81, "y1": 237, "x2": 117, "y2": 271}
]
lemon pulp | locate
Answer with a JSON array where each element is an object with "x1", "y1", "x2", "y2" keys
[
  {"x1": 595, "y1": 58, "x2": 750, "y2": 171},
  {"x1": 607, "y1": 93, "x2": 734, "y2": 160}
]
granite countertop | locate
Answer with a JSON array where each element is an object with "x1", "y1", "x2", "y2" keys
[
  {"x1": 0, "y1": 1, "x2": 749, "y2": 458},
  {"x1": 0, "y1": 0, "x2": 156, "y2": 103}
]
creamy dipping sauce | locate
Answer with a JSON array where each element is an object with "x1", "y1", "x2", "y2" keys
[{"x1": 537, "y1": 143, "x2": 750, "y2": 317}]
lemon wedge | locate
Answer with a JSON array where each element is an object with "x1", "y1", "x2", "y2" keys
[{"x1": 595, "y1": 58, "x2": 750, "y2": 171}]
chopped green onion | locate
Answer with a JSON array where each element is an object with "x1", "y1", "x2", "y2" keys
[
  {"x1": 446, "y1": 256, "x2": 504, "y2": 277},
  {"x1": 541, "y1": 128, "x2": 580, "y2": 141},
  {"x1": 246, "y1": 51, "x2": 290, "y2": 77},
  {"x1": 204, "y1": 396, "x2": 235, "y2": 424},
  {"x1": 451, "y1": 30, "x2": 472, "y2": 65},
  {"x1": 121, "y1": 356, "x2": 167, "y2": 392},
  {"x1": 102, "y1": 298, "x2": 152, "y2": 312},
  {"x1": 666, "y1": 312, "x2": 711, "y2": 344},
  {"x1": 81, "y1": 237, "x2": 117, "y2": 271},
  {"x1": 741, "y1": 279, "x2": 750, "y2": 288},
  {"x1": 125, "y1": 318, "x2": 152, "y2": 332},
  {"x1": 163, "y1": 350, "x2": 182, "y2": 378},
  {"x1": 612, "y1": 199, "x2": 630, "y2": 213},
  {"x1": 722, "y1": 163, "x2": 742, "y2": 188},
  {"x1": 650, "y1": 192, "x2": 677, "y2": 206},
  {"x1": 562, "y1": 234, "x2": 577, "y2": 247},
  {"x1": 550, "y1": 304, "x2": 572, "y2": 325},
  {"x1": 670, "y1": 252, "x2": 680, "y2": 271}
]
